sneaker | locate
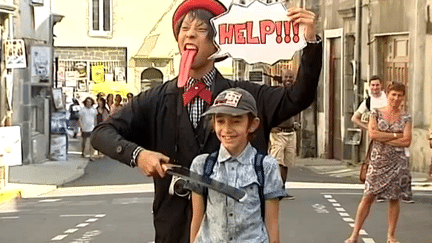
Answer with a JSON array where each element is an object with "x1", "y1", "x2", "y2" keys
[
  {"x1": 284, "y1": 194, "x2": 295, "y2": 200},
  {"x1": 402, "y1": 196, "x2": 414, "y2": 204},
  {"x1": 376, "y1": 196, "x2": 386, "y2": 203}
]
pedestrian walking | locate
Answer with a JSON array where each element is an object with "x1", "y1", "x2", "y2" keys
[
  {"x1": 189, "y1": 88, "x2": 286, "y2": 243},
  {"x1": 268, "y1": 68, "x2": 299, "y2": 200},
  {"x1": 68, "y1": 98, "x2": 81, "y2": 139},
  {"x1": 106, "y1": 93, "x2": 114, "y2": 112},
  {"x1": 96, "y1": 97, "x2": 110, "y2": 124},
  {"x1": 91, "y1": 1, "x2": 322, "y2": 242},
  {"x1": 127, "y1": 92, "x2": 134, "y2": 103},
  {"x1": 110, "y1": 94, "x2": 123, "y2": 115},
  {"x1": 79, "y1": 97, "x2": 98, "y2": 161},
  {"x1": 345, "y1": 82, "x2": 412, "y2": 243}
]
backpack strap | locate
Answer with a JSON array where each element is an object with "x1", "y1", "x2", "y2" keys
[
  {"x1": 202, "y1": 151, "x2": 219, "y2": 209},
  {"x1": 254, "y1": 151, "x2": 266, "y2": 220},
  {"x1": 203, "y1": 151, "x2": 218, "y2": 179},
  {"x1": 366, "y1": 96, "x2": 371, "y2": 110}
]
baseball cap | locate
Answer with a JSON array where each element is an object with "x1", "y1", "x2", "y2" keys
[{"x1": 202, "y1": 88, "x2": 258, "y2": 117}]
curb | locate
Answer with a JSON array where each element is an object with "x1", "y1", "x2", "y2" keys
[{"x1": 0, "y1": 188, "x2": 21, "y2": 204}]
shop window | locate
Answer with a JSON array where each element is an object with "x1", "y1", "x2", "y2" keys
[{"x1": 89, "y1": 0, "x2": 112, "y2": 37}]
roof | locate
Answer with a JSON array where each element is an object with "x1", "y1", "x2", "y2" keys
[{"x1": 133, "y1": 0, "x2": 182, "y2": 59}]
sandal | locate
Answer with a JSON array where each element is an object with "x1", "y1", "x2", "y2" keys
[{"x1": 387, "y1": 240, "x2": 399, "y2": 243}]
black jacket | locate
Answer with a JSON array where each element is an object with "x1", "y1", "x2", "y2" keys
[{"x1": 91, "y1": 42, "x2": 322, "y2": 243}]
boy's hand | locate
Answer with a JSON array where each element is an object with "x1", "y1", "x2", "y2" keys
[
  {"x1": 287, "y1": 7, "x2": 317, "y2": 42},
  {"x1": 136, "y1": 149, "x2": 170, "y2": 178}
]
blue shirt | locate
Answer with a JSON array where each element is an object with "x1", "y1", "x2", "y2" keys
[{"x1": 190, "y1": 143, "x2": 286, "y2": 243}]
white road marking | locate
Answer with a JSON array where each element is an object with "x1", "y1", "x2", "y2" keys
[
  {"x1": 68, "y1": 151, "x2": 82, "y2": 155},
  {"x1": 320, "y1": 168, "x2": 353, "y2": 174},
  {"x1": 362, "y1": 238, "x2": 376, "y2": 243},
  {"x1": 51, "y1": 235, "x2": 68, "y2": 241},
  {"x1": 76, "y1": 223, "x2": 89, "y2": 228},
  {"x1": 323, "y1": 194, "x2": 375, "y2": 242},
  {"x1": 328, "y1": 199, "x2": 337, "y2": 202},
  {"x1": 95, "y1": 214, "x2": 106, "y2": 218},
  {"x1": 37, "y1": 184, "x2": 155, "y2": 197},
  {"x1": 64, "y1": 229, "x2": 78, "y2": 234},
  {"x1": 321, "y1": 192, "x2": 363, "y2": 195},
  {"x1": 85, "y1": 218, "x2": 98, "y2": 222},
  {"x1": 60, "y1": 214, "x2": 98, "y2": 217},
  {"x1": 33, "y1": 182, "x2": 431, "y2": 198},
  {"x1": 39, "y1": 199, "x2": 61, "y2": 202},
  {"x1": 1, "y1": 216, "x2": 19, "y2": 219},
  {"x1": 323, "y1": 195, "x2": 333, "y2": 198}
]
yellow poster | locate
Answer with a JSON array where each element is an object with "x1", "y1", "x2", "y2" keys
[{"x1": 92, "y1": 65, "x2": 105, "y2": 83}]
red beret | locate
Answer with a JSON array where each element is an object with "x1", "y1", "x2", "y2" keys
[{"x1": 172, "y1": 0, "x2": 227, "y2": 39}]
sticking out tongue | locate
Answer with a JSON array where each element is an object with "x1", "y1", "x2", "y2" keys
[{"x1": 178, "y1": 48, "x2": 197, "y2": 88}]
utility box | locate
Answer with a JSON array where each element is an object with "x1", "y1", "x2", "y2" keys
[{"x1": 345, "y1": 128, "x2": 362, "y2": 146}]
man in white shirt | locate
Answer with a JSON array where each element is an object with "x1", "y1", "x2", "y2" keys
[{"x1": 351, "y1": 76, "x2": 387, "y2": 130}]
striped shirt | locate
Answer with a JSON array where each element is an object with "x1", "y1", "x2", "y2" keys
[{"x1": 184, "y1": 68, "x2": 216, "y2": 128}]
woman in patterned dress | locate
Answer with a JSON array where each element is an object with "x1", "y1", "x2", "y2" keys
[{"x1": 345, "y1": 82, "x2": 412, "y2": 243}]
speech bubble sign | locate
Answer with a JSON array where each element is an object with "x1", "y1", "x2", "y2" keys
[{"x1": 211, "y1": 1, "x2": 307, "y2": 65}]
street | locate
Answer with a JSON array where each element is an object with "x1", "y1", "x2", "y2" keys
[
  {"x1": 1, "y1": 143, "x2": 432, "y2": 243},
  {"x1": 1, "y1": 183, "x2": 431, "y2": 242}
]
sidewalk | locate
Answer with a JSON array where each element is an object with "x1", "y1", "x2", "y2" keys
[
  {"x1": 0, "y1": 154, "x2": 89, "y2": 204},
  {"x1": 297, "y1": 157, "x2": 432, "y2": 188},
  {"x1": 1, "y1": 156, "x2": 430, "y2": 205}
]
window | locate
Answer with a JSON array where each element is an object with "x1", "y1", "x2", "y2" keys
[{"x1": 89, "y1": 0, "x2": 112, "y2": 37}]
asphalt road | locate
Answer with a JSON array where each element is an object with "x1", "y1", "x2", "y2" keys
[
  {"x1": 1, "y1": 187, "x2": 431, "y2": 242},
  {"x1": 0, "y1": 140, "x2": 430, "y2": 243}
]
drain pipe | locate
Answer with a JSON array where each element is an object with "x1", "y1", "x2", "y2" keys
[{"x1": 352, "y1": 0, "x2": 362, "y2": 163}]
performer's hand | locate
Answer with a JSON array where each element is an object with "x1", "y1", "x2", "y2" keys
[
  {"x1": 287, "y1": 7, "x2": 317, "y2": 42},
  {"x1": 136, "y1": 149, "x2": 170, "y2": 178}
]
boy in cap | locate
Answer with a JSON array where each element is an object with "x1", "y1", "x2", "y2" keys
[
  {"x1": 91, "y1": 0, "x2": 322, "y2": 242},
  {"x1": 190, "y1": 88, "x2": 286, "y2": 243}
]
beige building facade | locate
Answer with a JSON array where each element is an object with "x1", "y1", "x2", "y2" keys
[{"x1": 318, "y1": 0, "x2": 432, "y2": 173}]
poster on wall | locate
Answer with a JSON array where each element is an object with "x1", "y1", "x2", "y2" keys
[
  {"x1": 50, "y1": 134, "x2": 67, "y2": 161},
  {"x1": 52, "y1": 88, "x2": 65, "y2": 110},
  {"x1": 77, "y1": 79, "x2": 88, "y2": 92},
  {"x1": 5, "y1": 40, "x2": 27, "y2": 69},
  {"x1": 0, "y1": 126, "x2": 22, "y2": 166},
  {"x1": 31, "y1": 45, "x2": 52, "y2": 82},
  {"x1": 115, "y1": 67, "x2": 126, "y2": 81},
  {"x1": 58, "y1": 63, "x2": 65, "y2": 86},
  {"x1": 92, "y1": 65, "x2": 105, "y2": 83},
  {"x1": 51, "y1": 112, "x2": 67, "y2": 134},
  {"x1": 65, "y1": 71, "x2": 78, "y2": 87},
  {"x1": 63, "y1": 87, "x2": 74, "y2": 104}
]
